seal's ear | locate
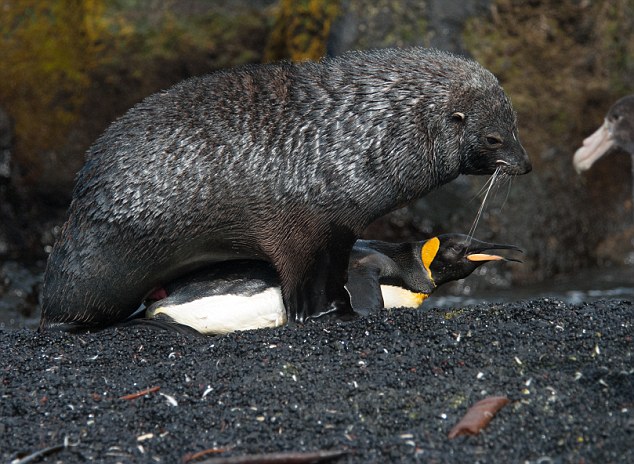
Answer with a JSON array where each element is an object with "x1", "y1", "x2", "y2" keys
[{"x1": 451, "y1": 112, "x2": 465, "y2": 122}]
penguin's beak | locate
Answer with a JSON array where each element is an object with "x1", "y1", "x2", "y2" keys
[{"x1": 465, "y1": 243, "x2": 523, "y2": 263}]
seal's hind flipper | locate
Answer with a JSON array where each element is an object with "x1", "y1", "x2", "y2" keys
[{"x1": 116, "y1": 316, "x2": 206, "y2": 337}]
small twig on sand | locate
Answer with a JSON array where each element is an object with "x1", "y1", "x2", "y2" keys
[
  {"x1": 448, "y1": 396, "x2": 510, "y2": 439},
  {"x1": 191, "y1": 449, "x2": 348, "y2": 464},
  {"x1": 11, "y1": 436, "x2": 78, "y2": 464},
  {"x1": 119, "y1": 385, "x2": 161, "y2": 400},
  {"x1": 182, "y1": 447, "x2": 230, "y2": 463}
]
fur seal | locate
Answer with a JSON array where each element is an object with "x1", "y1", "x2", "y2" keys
[
  {"x1": 144, "y1": 234, "x2": 522, "y2": 335},
  {"x1": 574, "y1": 95, "x2": 634, "y2": 172},
  {"x1": 40, "y1": 47, "x2": 531, "y2": 329}
]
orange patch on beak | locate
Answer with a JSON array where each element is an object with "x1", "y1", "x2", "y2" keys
[{"x1": 466, "y1": 253, "x2": 505, "y2": 262}]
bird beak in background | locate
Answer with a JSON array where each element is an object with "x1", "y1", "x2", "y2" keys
[{"x1": 573, "y1": 120, "x2": 614, "y2": 173}]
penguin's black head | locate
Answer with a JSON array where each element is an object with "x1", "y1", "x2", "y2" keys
[{"x1": 423, "y1": 234, "x2": 523, "y2": 287}]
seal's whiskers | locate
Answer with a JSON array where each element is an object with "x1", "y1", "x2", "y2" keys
[
  {"x1": 470, "y1": 171, "x2": 498, "y2": 205},
  {"x1": 498, "y1": 172, "x2": 513, "y2": 211},
  {"x1": 466, "y1": 166, "x2": 502, "y2": 246}
]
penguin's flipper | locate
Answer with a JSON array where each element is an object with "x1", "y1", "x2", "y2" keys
[{"x1": 346, "y1": 255, "x2": 387, "y2": 317}]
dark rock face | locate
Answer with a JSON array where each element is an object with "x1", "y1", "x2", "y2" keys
[
  {"x1": 0, "y1": 107, "x2": 16, "y2": 258},
  {"x1": 0, "y1": 107, "x2": 10, "y2": 182},
  {"x1": 425, "y1": 0, "x2": 491, "y2": 53}
]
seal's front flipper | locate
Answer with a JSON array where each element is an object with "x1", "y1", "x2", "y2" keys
[
  {"x1": 284, "y1": 276, "x2": 353, "y2": 323},
  {"x1": 281, "y1": 236, "x2": 355, "y2": 323}
]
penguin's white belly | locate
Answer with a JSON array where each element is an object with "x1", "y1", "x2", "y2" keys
[
  {"x1": 379, "y1": 285, "x2": 428, "y2": 309},
  {"x1": 147, "y1": 287, "x2": 287, "y2": 335}
]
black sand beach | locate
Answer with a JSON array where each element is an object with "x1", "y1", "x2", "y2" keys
[{"x1": 2, "y1": 298, "x2": 632, "y2": 463}]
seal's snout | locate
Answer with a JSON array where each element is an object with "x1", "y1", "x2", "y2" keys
[
  {"x1": 502, "y1": 143, "x2": 531, "y2": 175},
  {"x1": 517, "y1": 147, "x2": 532, "y2": 175}
]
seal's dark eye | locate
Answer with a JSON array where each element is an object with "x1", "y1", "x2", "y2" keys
[{"x1": 485, "y1": 134, "x2": 503, "y2": 147}]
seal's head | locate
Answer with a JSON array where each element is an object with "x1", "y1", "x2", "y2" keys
[
  {"x1": 447, "y1": 74, "x2": 531, "y2": 177},
  {"x1": 455, "y1": 93, "x2": 530, "y2": 176},
  {"x1": 383, "y1": 48, "x2": 532, "y2": 179}
]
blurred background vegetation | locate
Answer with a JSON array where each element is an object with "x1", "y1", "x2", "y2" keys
[{"x1": 0, "y1": 0, "x2": 633, "y2": 300}]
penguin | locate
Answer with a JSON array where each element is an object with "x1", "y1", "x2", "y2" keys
[{"x1": 144, "y1": 234, "x2": 522, "y2": 335}]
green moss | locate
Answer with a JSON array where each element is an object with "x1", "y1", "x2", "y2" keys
[
  {"x1": 447, "y1": 393, "x2": 467, "y2": 409},
  {"x1": 443, "y1": 309, "x2": 466, "y2": 320},
  {"x1": 98, "y1": 3, "x2": 268, "y2": 73},
  {"x1": 265, "y1": 0, "x2": 341, "y2": 62},
  {"x1": 0, "y1": 0, "x2": 104, "y2": 182},
  {"x1": 0, "y1": 1, "x2": 272, "y2": 187}
]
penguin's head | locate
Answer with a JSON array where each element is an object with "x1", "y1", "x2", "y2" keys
[
  {"x1": 422, "y1": 234, "x2": 523, "y2": 287},
  {"x1": 362, "y1": 234, "x2": 522, "y2": 310}
]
